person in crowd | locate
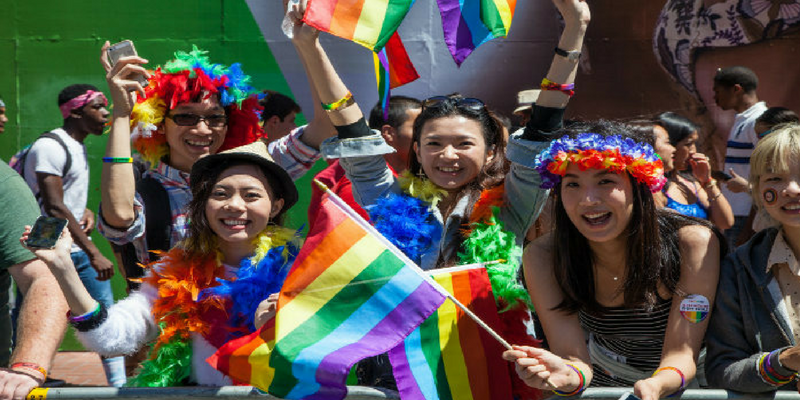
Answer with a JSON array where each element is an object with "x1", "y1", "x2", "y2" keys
[
  {"x1": 19, "y1": 84, "x2": 123, "y2": 386},
  {"x1": 705, "y1": 123, "x2": 800, "y2": 392},
  {"x1": 504, "y1": 120, "x2": 724, "y2": 400},
  {"x1": 96, "y1": 41, "x2": 333, "y2": 283},
  {"x1": 259, "y1": 89, "x2": 301, "y2": 143},
  {"x1": 0, "y1": 159, "x2": 68, "y2": 400},
  {"x1": 0, "y1": 97, "x2": 7, "y2": 135},
  {"x1": 755, "y1": 107, "x2": 799, "y2": 139},
  {"x1": 655, "y1": 112, "x2": 734, "y2": 229},
  {"x1": 307, "y1": 95, "x2": 421, "y2": 230},
  {"x1": 21, "y1": 140, "x2": 299, "y2": 387},
  {"x1": 713, "y1": 66, "x2": 767, "y2": 246},
  {"x1": 513, "y1": 89, "x2": 540, "y2": 128},
  {"x1": 287, "y1": 0, "x2": 587, "y2": 397}
]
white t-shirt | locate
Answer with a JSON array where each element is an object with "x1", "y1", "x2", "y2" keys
[
  {"x1": 721, "y1": 101, "x2": 768, "y2": 216},
  {"x1": 22, "y1": 128, "x2": 89, "y2": 252}
]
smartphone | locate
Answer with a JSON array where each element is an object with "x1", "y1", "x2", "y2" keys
[
  {"x1": 618, "y1": 392, "x2": 642, "y2": 400},
  {"x1": 711, "y1": 170, "x2": 733, "y2": 182},
  {"x1": 106, "y1": 40, "x2": 148, "y2": 86},
  {"x1": 26, "y1": 216, "x2": 68, "y2": 249}
]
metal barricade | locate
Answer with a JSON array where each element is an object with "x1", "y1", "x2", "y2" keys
[
  {"x1": 551, "y1": 388, "x2": 800, "y2": 400},
  {"x1": 25, "y1": 386, "x2": 400, "y2": 400}
]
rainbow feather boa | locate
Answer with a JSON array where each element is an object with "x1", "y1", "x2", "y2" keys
[
  {"x1": 130, "y1": 226, "x2": 300, "y2": 387},
  {"x1": 367, "y1": 172, "x2": 531, "y2": 311}
]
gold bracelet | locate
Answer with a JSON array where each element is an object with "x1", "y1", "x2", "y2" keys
[{"x1": 702, "y1": 178, "x2": 718, "y2": 190}]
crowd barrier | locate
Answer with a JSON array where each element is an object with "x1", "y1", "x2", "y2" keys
[
  {"x1": 552, "y1": 388, "x2": 800, "y2": 400},
  {"x1": 24, "y1": 386, "x2": 400, "y2": 400}
]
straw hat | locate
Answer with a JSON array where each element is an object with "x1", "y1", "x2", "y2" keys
[
  {"x1": 190, "y1": 140, "x2": 298, "y2": 212},
  {"x1": 513, "y1": 89, "x2": 540, "y2": 115}
]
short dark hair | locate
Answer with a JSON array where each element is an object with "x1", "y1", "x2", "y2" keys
[
  {"x1": 58, "y1": 84, "x2": 100, "y2": 107},
  {"x1": 714, "y1": 66, "x2": 759, "y2": 92},
  {"x1": 367, "y1": 95, "x2": 421, "y2": 130},
  {"x1": 259, "y1": 90, "x2": 301, "y2": 122},
  {"x1": 655, "y1": 112, "x2": 699, "y2": 146},
  {"x1": 756, "y1": 106, "x2": 799, "y2": 128}
]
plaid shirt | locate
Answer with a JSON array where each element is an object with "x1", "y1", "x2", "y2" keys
[{"x1": 98, "y1": 125, "x2": 320, "y2": 263}]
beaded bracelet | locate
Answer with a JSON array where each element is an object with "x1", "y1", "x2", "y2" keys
[
  {"x1": 552, "y1": 362, "x2": 587, "y2": 396},
  {"x1": 322, "y1": 92, "x2": 354, "y2": 112},
  {"x1": 541, "y1": 78, "x2": 575, "y2": 97},
  {"x1": 652, "y1": 366, "x2": 686, "y2": 396},
  {"x1": 102, "y1": 157, "x2": 133, "y2": 163},
  {"x1": 9, "y1": 362, "x2": 47, "y2": 381},
  {"x1": 758, "y1": 350, "x2": 796, "y2": 386}
]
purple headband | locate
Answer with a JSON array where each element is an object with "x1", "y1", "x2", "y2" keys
[{"x1": 59, "y1": 90, "x2": 107, "y2": 119}]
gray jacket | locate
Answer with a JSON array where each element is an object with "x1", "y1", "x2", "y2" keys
[
  {"x1": 321, "y1": 131, "x2": 549, "y2": 271},
  {"x1": 706, "y1": 227, "x2": 797, "y2": 392}
]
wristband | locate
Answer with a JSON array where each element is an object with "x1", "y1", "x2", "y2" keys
[
  {"x1": 541, "y1": 78, "x2": 575, "y2": 97},
  {"x1": 334, "y1": 118, "x2": 373, "y2": 140},
  {"x1": 653, "y1": 366, "x2": 686, "y2": 396},
  {"x1": 68, "y1": 303, "x2": 109, "y2": 332},
  {"x1": 552, "y1": 362, "x2": 586, "y2": 396},
  {"x1": 758, "y1": 350, "x2": 796, "y2": 386},
  {"x1": 10, "y1": 362, "x2": 47, "y2": 381},
  {"x1": 103, "y1": 157, "x2": 133, "y2": 163},
  {"x1": 322, "y1": 92, "x2": 355, "y2": 112}
]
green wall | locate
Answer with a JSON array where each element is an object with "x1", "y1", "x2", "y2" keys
[{"x1": 1, "y1": 0, "x2": 324, "y2": 350}]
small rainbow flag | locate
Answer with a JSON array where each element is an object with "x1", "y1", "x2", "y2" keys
[
  {"x1": 436, "y1": 0, "x2": 517, "y2": 66},
  {"x1": 209, "y1": 186, "x2": 446, "y2": 400},
  {"x1": 388, "y1": 264, "x2": 516, "y2": 400},
  {"x1": 304, "y1": 0, "x2": 417, "y2": 52},
  {"x1": 374, "y1": 32, "x2": 420, "y2": 118}
]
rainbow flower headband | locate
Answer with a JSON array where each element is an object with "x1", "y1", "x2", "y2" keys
[
  {"x1": 534, "y1": 133, "x2": 666, "y2": 193},
  {"x1": 131, "y1": 46, "x2": 264, "y2": 166}
]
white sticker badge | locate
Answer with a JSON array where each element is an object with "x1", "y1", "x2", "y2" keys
[{"x1": 680, "y1": 294, "x2": 710, "y2": 323}]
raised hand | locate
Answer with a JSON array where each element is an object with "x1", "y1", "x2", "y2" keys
[
  {"x1": 287, "y1": 0, "x2": 320, "y2": 45},
  {"x1": 688, "y1": 152, "x2": 712, "y2": 184},
  {"x1": 552, "y1": 0, "x2": 591, "y2": 27}
]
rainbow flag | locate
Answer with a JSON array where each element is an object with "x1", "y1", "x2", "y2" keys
[
  {"x1": 208, "y1": 188, "x2": 447, "y2": 400},
  {"x1": 388, "y1": 264, "x2": 515, "y2": 400},
  {"x1": 436, "y1": 0, "x2": 517, "y2": 66},
  {"x1": 304, "y1": 0, "x2": 417, "y2": 52},
  {"x1": 374, "y1": 32, "x2": 420, "y2": 119}
]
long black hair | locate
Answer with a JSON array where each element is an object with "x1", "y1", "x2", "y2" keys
[{"x1": 549, "y1": 120, "x2": 722, "y2": 314}]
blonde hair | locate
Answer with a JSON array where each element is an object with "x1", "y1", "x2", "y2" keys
[{"x1": 750, "y1": 123, "x2": 800, "y2": 209}]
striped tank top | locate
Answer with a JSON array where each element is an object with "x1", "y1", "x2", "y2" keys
[{"x1": 579, "y1": 297, "x2": 672, "y2": 386}]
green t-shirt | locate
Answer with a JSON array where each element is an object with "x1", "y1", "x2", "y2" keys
[{"x1": 0, "y1": 160, "x2": 40, "y2": 270}]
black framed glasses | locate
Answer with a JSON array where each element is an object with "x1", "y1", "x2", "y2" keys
[
  {"x1": 167, "y1": 113, "x2": 228, "y2": 128},
  {"x1": 421, "y1": 96, "x2": 486, "y2": 112}
]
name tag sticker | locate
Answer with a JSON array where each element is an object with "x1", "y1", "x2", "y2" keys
[{"x1": 680, "y1": 294, "x2": 710, "y2": 323}]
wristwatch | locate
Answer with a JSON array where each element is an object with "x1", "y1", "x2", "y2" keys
[{"x1": 555, "y1": 47, "x2": 581, "y2": 62}]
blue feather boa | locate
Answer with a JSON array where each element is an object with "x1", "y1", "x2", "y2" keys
[{"x1": 366, "y1": 194, "x2": 441, "y2": 265}]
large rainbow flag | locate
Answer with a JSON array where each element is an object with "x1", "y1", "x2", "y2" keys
[
  {"x1": 208, "y1": 187, "x2": 447, "y2": 400},
  {"x1": 303, "y1": 0, "x2": 417, "y2": 52},
  {"x1": 388, "y1": 264, "x2": 516, "y2": 400},
  {"x1": 435, "y1": 0, "x2": 517, "y2": 65}
]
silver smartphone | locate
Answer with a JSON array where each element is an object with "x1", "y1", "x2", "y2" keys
[
  {"x1": 26, "y1": 216, "x2": 68, "y2": 249},
  {"x1": 106, "y1": 40, "x2": 148, "y2": 86}
]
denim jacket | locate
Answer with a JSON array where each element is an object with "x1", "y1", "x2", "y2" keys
[
  {"x1": 705, "y1": 227, "x2": 797, "y2": 392},
  {"x1": 321, "y1": 130, "x2": 550, "y2": 270}
]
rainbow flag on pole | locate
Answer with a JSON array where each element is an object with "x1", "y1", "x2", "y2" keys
[
  {"x1": 374, "y1": 32, "x2": 420, "y2": 119},
  {"x1": 435, "y1": 0, "x2": 517, "y2": 66},
  {"x1": 388, "y1": 264, "x2": 516, "y2": 400},
  {"x1": 304, "y1": 0, "x2": 417, "y2": 52},
  {"x1": 208, "y1": 186, "x2": 447, "y2": 400}
]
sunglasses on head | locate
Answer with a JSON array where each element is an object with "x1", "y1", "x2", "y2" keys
[
  {"x1": 167, "y1": 113, "x2": 228, "y2": 128},
  {"x1": 421, "y1": 96, "x2": 486, "y2": 112}
]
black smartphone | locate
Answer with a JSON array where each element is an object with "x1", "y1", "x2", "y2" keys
[
  {"x1": 711, "y1": 170, "x2": 733, "y2": 182},
  {"x1": 618, "y1": 392, "x2": 643, "y2": 400},
  {"x1": 26, "y1": 216, "x2": 68, "y2": 249},
  {"x1": 106, "y1": 40, "x2": 148, "y2": 86}
]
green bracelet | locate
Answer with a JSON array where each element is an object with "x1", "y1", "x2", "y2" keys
[{"x1": 103, "y1": 157, "x2": 133, "y2": 163}]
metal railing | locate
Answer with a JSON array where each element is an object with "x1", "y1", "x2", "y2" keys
[
  {"x1": 25, "y1": 386, "x2": 400, "y2": 400},
  {"x1": 553, "y1": 388, "x2": 800, "y2": 400}
]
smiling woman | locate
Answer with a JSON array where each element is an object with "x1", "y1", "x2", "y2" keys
[{"x1": 506, "y1": 121, "x2": 726, "y2": 400}]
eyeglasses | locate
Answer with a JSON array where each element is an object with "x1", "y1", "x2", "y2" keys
[
  {"x1": 167, "y1": 113, "x2": 228, "y2": 128},
  {"x1": 421, "y1": 96, "x2": 486, "y2": 112}
]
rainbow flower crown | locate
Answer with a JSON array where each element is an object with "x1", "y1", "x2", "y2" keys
[
  {"x1": 131, "y1": 46, "x2": 264, "y2": 167},
  {"x1": 534, "y1": 133, "x2": 666, "y2": 193}
]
